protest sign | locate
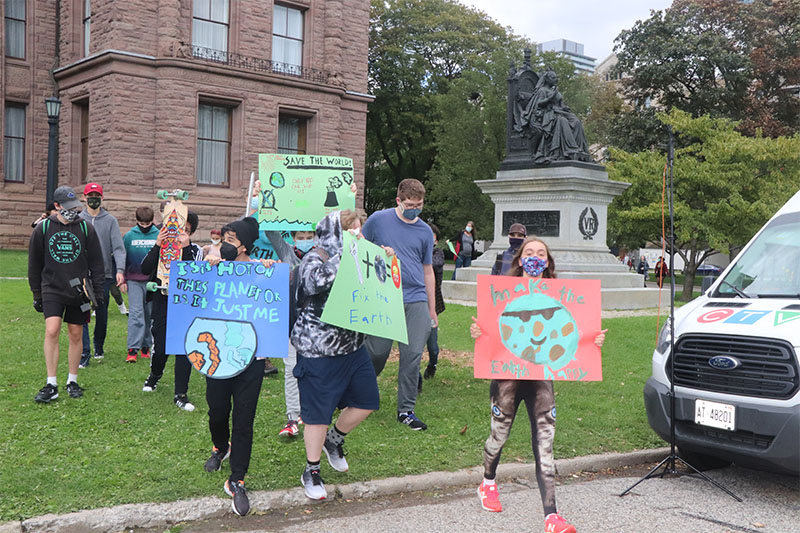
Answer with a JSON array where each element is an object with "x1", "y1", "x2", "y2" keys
[
  {"x1": 474, "y1": 275, "x2": 602, "y2": 381},
  {"x1": 256, "y1": 154, "x2": 356, "y2": 230},
  {"x1": 250, "y1": 227, "x2": 294, "y2": 261},
  {"x1": 166, "y1": 261, "x2": 290, "y2": 378},
  {"x1": 321, "y1": 232, "x2": 408, "y2": 343}
]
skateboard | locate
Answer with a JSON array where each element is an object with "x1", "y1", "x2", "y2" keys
[{"x1": 156, "y1": 189, "x2": 189, "y2": 292}]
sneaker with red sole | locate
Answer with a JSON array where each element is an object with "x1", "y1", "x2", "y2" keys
[
  {"x1": 545, "y1": 513, "x2": 576, "y2": 533},
  {"x1": 279, "y1": 420, "x2": 299, "y2": 437},
  {"x1": 140, "y1": 346, "x2": 151, "y2": 359},
  {"x1": 477, "y1": 481, "x2": 502, "y2": 512},
  {"x1": 126, "y1": 348, "x2": 137, "y2": 363}
]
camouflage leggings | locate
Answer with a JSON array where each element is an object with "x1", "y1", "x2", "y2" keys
[{"x1": 483, "y1": 379, "x2": 557, "y2": 516}]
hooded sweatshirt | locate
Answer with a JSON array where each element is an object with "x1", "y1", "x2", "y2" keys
[
  {"x1": 28, "y1": 215, "x2": 105, "y2": 305},
  {"x1": 80, "y1": 207, "x2": 126, "y2": 279},
  {"x1": 290, "y1": 211, "x2": 364, "y2": 358},
  {"x1": 123, "y1": 223, "x2": 159, "y2": 281}
]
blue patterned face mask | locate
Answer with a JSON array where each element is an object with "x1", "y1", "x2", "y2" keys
[{"x1": 520, "y1": 255, "x2": 548, "y2": 277}]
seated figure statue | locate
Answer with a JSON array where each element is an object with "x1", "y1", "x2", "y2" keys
[{"x1": 518, "y1": 70, "x2": 591, "y2": 164}]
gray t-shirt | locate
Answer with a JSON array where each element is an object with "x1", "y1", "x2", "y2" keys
[
  {"x1": 461, "y1": 232, "x2": 474, "y2": 256},
  {"x1": 362, "y1": 208, "x2": 433, "y2": 304}
]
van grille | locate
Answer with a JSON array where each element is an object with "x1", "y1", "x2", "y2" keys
[{"x1": 670, "y1": 334, "x2": 799, "y2": 399}]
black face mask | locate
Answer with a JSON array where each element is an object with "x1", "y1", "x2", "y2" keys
[
  {"x1": 137, "y1": 223, "x2": 153, "y2": 232},
  {"x1": 220, "y1": 242, "x2": 239, "y2": 261},
  {"x1": 509, "y1": 237, "x2": 525, "y2": 249},
  {"x1": 87, "y1": 197, "x2": 102, "y2": 209}
]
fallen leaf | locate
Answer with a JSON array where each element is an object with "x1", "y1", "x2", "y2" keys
[
  {"x1": 753, "y1": 523, "x2": 765, "y2": 528},
  {"x1": 460, "y1": 425, "x2": 467, "y2": 435}
]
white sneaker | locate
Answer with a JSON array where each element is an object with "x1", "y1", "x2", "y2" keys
[
  {"x1": 301, "y1": 468, "x2": 327, "y2": 500},
  {"x1": 323, "y1": 437, "x2": 349, "y2": 472},
  {"x1": 174, "y1": 394, "x2": 195, "y2": 411},
  {"x1": 118, "y1": 302, "x2": 128, "y2": 315}
]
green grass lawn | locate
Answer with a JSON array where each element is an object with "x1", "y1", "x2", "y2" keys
[{"x1": 0, "y1": 250, "x2": 666, "y2": 521}]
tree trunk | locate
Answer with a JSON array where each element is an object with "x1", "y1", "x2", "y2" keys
[{"x1": 681, "y1": 271, "x2": 696, "y2": 302}]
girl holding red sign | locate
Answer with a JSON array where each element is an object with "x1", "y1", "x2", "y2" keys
[{"x1": 470, "y1": 236, "x2": 607, "y2": 533}]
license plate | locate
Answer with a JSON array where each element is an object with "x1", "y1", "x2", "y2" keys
[{"x1": 694, "y1": 399, "x2": 735, "y2": 431}]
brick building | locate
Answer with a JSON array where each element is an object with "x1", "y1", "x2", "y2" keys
[{"x1": 1, "y1": 0, "x2": 371, "y2": 248}]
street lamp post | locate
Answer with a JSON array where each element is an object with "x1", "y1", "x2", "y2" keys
[{"x1": 45, "y1": 96, "x2": 62, "y2": 207}]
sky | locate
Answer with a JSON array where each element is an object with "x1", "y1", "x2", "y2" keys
[{"x1": 457, "y1": 0, "x2": 674, "y2": 65}]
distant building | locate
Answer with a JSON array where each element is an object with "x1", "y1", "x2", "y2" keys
[
  {"x1": 595, "y1": 53, "x2": 627, "y2": 83},
  {"x1": 536, "y1": 39, "x2": 595, "y2": 74},
  {"x1": 1, "y1": 0, "x2": 371, "y2": 248}
]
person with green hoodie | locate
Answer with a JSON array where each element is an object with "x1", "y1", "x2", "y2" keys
[{"x1": 122, "y1": 206, "x2": 159, "y2": 362}]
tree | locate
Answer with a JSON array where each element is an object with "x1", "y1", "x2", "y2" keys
[
  {"x1": 613, "y1": 0, "x2": 800, "y2": 138},
  {"x1": 608, "y1": 109, "x2": 800, "y2": 300}
]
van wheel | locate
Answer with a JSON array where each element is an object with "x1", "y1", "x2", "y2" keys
[{"x1": 678, "y1": 447, "x2": 732, "y2": 471}]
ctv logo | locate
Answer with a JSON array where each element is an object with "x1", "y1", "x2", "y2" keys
[{"x1": 697, "y1": 309, "x2": 770, "y2": 325}]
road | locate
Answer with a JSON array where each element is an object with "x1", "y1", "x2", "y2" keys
[{"x1": 138, "y1": 464, "x2": 799, "y2": 532}]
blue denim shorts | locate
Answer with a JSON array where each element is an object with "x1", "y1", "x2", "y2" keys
[{"x1": 294, "y1": 345, "x2": 380, "y2": 425}]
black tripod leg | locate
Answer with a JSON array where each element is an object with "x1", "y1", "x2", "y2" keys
[
  {"x1": 619, "y1": 455, "x2": 673, "y2": 497},
  {"x1": 674, "y1": 457, "x2": 742, "y2": 502}
]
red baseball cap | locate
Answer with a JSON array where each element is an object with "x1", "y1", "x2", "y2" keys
[{"x1": 84, "y1": 182, "x2": 103, "y2": 196}]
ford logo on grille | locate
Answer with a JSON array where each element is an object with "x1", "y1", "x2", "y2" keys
[{"x1": 708, "y1": 355, "x2": 741, "y2": 370}]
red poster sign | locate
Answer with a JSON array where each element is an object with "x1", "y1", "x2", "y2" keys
[{"x1": 474, "y1": 275, "x2": 602, "y2": 381}]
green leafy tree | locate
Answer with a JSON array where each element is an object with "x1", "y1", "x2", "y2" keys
[
  {"x1": 613, "y1": 0, "x2": 800, "y2": 138},
  {"x1": 609, "y1": 109, "x2": 800, "y2": 300}
]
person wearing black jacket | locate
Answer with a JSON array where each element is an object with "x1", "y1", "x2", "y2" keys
[
  {"x1": 28, "y1": 186, "x2": 105, "y2": 403},
  {"x1": 140, "y1": 211, "x2": 203, "y2": 411}
]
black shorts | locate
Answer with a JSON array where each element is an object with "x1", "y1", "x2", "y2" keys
[
  {"x1": 43, "y1": 300, "x2": 90, "y2": 325},
  {"x1": 294, "y1": 345, "x2": 380, "y2": 425}
]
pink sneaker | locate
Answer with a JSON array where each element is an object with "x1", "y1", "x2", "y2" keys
[
  {"x1": 477, "y1": 481, "x2": 502, "y2": 512},
  {"x1": 545, "y1": 513, "x2": 576, "y2": 533}
]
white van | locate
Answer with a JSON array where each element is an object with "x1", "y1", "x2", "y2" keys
[{"x1": 644, "y1": 189, "x2": 800, "y2": 475}]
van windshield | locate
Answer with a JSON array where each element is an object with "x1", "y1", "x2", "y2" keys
[{"x1": 715, "y1": 212, "x2": 800, "y2": 298}]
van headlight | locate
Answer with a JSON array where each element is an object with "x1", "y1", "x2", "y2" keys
[{"x1": 656, "y1": 317, "x2": 672, "y2": 354}]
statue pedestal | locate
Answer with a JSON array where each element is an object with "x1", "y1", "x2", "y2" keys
[{"x1": 442, "y1": 163, "x2": 666, "y2": 309}]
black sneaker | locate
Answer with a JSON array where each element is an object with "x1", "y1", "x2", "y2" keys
[
  {"x1": 263, "y1": 358, "x2": 279, "y2": 376},
  {"x1": 66, "y1": 382, "x2": 84, "y2": 398},
  {"x1": 142, "y1": 373, "x2": 161, "y2": 392},
  {"x1": 34, "y1": 384, "x2": 58, "y2": 403},
  {"x1": 174, "y1": 394, "x2": 196, "y2": 412},
  {"x1": 398, "y1": 411, "x2": 428, "y2": 431},
  {"x1": 224, "y1": 479, "x2": 250, "y2": 516},
  {"x1": 424, "y1": 363, "x2": 437, "y2": 379},
  {"x1": 93, "y1": 352, "x2": 104, "y2": 361},
  {"x1": 204, "y1": 445, "x2": 231, "y2": 472},
  {"x1": 79, "y1": 354, "x2": 90, "y2": 368}
]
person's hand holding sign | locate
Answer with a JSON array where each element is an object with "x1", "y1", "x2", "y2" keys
[{"x1": 470, "y1": 316, "x2": 482, "y2": 339}]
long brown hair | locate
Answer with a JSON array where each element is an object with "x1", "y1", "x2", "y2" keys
[{"x1": 507, "y1": 236, "x2": 557, "y2": 278}]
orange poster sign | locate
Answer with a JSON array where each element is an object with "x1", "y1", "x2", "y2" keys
[{"x1": 474, "y1": 275, "x2": 602, "y2": 381}]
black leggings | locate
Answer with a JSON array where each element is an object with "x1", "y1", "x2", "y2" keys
[
  {"x1": 150, "y1": 295, "x2": 191, "y2": 395},
  {"x1": 483, "y1": 379, "x2": 557, "y2": 517}
]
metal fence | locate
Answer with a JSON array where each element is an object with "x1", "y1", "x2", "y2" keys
[{"x1": 190, "y1": 46, "x2": 330, "y2": 84}]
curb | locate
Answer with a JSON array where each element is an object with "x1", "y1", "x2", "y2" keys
[{"x1": 7, "y1": 447, "x2": 669, "y2": 532}]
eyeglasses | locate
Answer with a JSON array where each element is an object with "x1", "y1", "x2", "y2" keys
[{"x1": 401, "y1": 200, "x2": 424, "y2": 209}]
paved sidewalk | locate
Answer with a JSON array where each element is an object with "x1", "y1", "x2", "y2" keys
[{"x1": 1, "y1": 449, "x2": 669, "y2": 532}]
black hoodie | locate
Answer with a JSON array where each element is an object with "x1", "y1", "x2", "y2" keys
[{"x1": 28, "y1": 214, "x2": 105, "y2": 305}]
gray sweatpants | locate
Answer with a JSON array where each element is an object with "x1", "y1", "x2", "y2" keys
[
  {"x1": 284, "y1": 344, "x2": 300, "y2": 420},
  {"x1": 126, "y1": 280, "x2": 153, "y2": 350},
  {"x1": 366, "y1": 301, "x2": 431, "y2": 413}
]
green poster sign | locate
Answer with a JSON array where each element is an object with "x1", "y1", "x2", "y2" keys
[
  {"x1": 256, "y1": 154, "x2": 356, "y2": 230},
  {"x1": 321, "y1": 232, "x2": 408, "y2": 344},
  {"x1": 447, "y1": 240, "x2": 456, "y2": 255}
]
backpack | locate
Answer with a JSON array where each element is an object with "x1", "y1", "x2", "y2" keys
[{"x1": 289, "y1": 247, "x2": 329, "y2": 335}]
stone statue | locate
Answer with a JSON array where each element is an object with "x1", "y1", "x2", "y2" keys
[{"x1": 501, "y1": 49, "x2": 595, "y2": 169}]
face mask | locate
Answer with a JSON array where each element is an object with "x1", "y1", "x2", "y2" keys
[
  {"x1": 210, "y1": 238, "x2": 221, "y2": 245},
  {"x1": 138, "y1": 223, "x2": 152, "y2": 232},
  {"x1": 465, "y1": 226, "x2": 472, "y2": 232},
  {"x1": 60, "y1": 208, "x2": 81, "y2": 223},
  {"x1": 401, "y1": 202, "x2": 422, "y2": 220},
  {"x1": 509, "y1": 237, "x2": 524, "y2": 249},
  {"x1": 521, "y1": 256, "x2": 548, "y2": 277},
  {"x1": 86, "y1": 197, "x2": 102, "y2": 209},
  {"x1": 295, "y1": 239, "x2": 314, "y2": 253},
  {"x1": 250, "y1": 196, "x2": 260, "y2": 211},
  {"x1": 348, "y1": 228, "x2": 361, "y2": 237},
  {"x1": 219, "y1": 242, "x2": 238, "y2": 261}
]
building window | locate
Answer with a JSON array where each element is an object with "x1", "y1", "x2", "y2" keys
[
  {"x1": 272, "y1": 4, "x2": 303, "y2": 75},
  {"x1": 4, "y1": 104, "x2": 26, "y2": 182},
  {"x1": 83, "y1": 0, "x2": 91, "y2": 56},
  {"x1": 4, "y1": 0, "x2": 26, "y2": 59},
  {"x1": 79, "y1": 102, "x2": 89, "y2": 182},
  {"x1": 193, "y1": 0, "x2": 229, "y2": 52},
  {"x1": 277, "y1": 115, "x2": 307, "y2": 154},
  {"x1": 197, "y1": 103, "x2": 231, "y2": 185}
]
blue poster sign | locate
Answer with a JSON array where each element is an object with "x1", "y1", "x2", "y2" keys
[{"x1": 166, "y1": 260, "x2": 290, "y2": 378}]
